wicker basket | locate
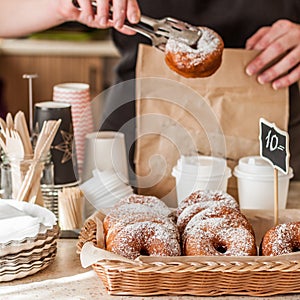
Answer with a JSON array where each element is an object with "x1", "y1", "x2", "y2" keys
[{"x1": 77, "y1": 210, "x2": 300, "y2": 297}]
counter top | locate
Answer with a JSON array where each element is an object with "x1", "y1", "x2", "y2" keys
[
  {"x1": 0, "y1": 38, "x2": 120, "y2": 57},
  {"x1": 1, "y1": 181, "x2": 300, "y2": 299}
]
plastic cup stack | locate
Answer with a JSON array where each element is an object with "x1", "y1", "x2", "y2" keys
[
  {"x1": 53, "y1": 83, "x2": 94, "y2": 177},
  {"x1": 80, "y1": 169, "x2": 133, "y2": 215}
]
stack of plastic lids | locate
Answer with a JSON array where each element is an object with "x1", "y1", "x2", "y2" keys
[{"x1": 80, "y1": 169, "x2": 133, "y2": 212}]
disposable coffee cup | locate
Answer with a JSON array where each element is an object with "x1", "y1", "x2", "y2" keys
[
  {"x1": 233, "y1": 156, "x2": 294, "y2": 210},
  {"x1": 172, "y1": 155, "x2": 231, "y2": 204},
  {"x1": 34, "y1": 101, "x2": 78, "y2": 185},
  {"x1": 81, "y1": 131, "x2": 129, "y2": 184},
  {"x1": 53, "y1": 83, "x2": 94, "y2": 176},
  {"x1": 81, "y1": 131, "x2": 129, "y2": 217}
]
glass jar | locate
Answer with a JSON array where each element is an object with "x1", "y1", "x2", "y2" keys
[{"x1": 0, "y1": 153, "x2": 54, "y2": 209}]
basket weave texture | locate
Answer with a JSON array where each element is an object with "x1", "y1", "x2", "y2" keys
[{"x1": 78, "y1": 212, "x2": 300, "y2": 297}]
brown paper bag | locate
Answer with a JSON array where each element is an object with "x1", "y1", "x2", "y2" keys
[{"x1": 135, "y1": 44, "x2": 289, "y2": 207}]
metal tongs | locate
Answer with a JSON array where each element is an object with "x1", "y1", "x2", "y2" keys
[{"x1": 72, "y1": 0, "x2": 202, "y2": 50}]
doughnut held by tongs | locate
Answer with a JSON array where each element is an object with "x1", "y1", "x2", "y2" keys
[
  {"x1": 72, "y1": 0, "x2": 202, "y2": 50},
  {"x1": 72, "y1": 0, "x2": 224, "y2": 78}
]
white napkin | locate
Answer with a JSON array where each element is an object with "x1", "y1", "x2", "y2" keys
[
  {"x1": 0, "y1": 202, "x2": 26, "y2": 218},
  {"x1": 0, "y1": 202, "x2": 40, "y2": 243}
]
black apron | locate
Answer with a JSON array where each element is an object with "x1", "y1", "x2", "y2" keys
[{"x1": 100, "y1": 0, "x2": 300, "y2": 182}]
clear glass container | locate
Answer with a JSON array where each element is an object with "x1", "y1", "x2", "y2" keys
[{"x1": 0, "y1": 153, "x2": 55, "y2": 214}]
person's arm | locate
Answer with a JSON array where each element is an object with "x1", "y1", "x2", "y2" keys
[
  {"x1": 0, "y1": 0, "x2": 78, "y2": 37},
  {"x1": 245, "y1": 19, "x2": 300, "y2": 90},
  {"x1": 0, "y1": 0, "x2": 140, "y2": 38}
]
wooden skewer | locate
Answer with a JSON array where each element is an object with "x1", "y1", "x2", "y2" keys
[
  {"x1": 17, "y1": 119, "x2": 61, "y2": 203},
  {"x1": 274, "y1": 168, "x2": 279, "y2": 226},
  {"x1": 16, "y1": 161, "x2": 38, "y2": 201},
  {"x1": 58, "y1": 187, "x2": 83, "y2": 229}
]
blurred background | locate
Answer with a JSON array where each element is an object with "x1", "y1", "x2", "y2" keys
[{"x1": 0, "y1": 22, "x2": 120, "y2": 127}]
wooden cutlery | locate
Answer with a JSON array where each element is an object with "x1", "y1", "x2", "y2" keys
[{"x1": 0, "y1": 111, "x2": 61, "y2": 204}]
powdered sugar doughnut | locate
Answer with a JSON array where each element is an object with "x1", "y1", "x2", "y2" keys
[
  {"x1": 103, "y1": 195, "x2": 180, "y2": 259},
  {"x1": 106, "y1": 221, "x2": 181, "y2": 260},
  {"x1": 106, "y1": 214, "x2": 180, "y2": 244},
  {"x1": 165, "y1": 26, "x2": 224, "y2": 78},
  {"x1": 261, "y1": 222, "x2": 300, "y2": 256},
  {"x1": 103, "y1": 203, "x2": 162, "y2": 234},
  {"x1": 183, "y1": 218, "x2": 257, "y2": 256},
  {"x1": 115, "y1": 194, "x2": 172, "y2": 217},
  {"x1": 104, "y1": 194, "x2": 172, "y2": 234},
  {"x1": 178, "y1": 203, "x2": 253, "y2": 235},
  {"x1": 177, "y1": 190, "x2": 239, "y2": 217}
]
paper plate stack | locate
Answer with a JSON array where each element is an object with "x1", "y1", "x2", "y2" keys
[{"x1": 0, "y1": 200, "x2": 59, "y2": 282}]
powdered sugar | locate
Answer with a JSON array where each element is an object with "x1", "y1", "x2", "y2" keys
[
  {"x1": 103, "y1": 203, "x2": 161, "y2": 232},
  {"x1": 104, "y1": 194, "x2": 174, "y2": 234},
  {"x1": 177, "y1": 190, "x2": 238, "y2": 217},
  {"x1": 109, "y1": 221, "x2": 181, "y2": 260},
  {"x1": 116, "y1": 194, "x2": 172, "y2": 217},
  {"x1": 177, "y1": 200, "x2": 241, "y2": 234},
  {"x1": 261, "y1": 222, "x2": 300, "y2": 256},
  {"x1": 106, "y1": 213, "x2": 180, "y2": 242},
  {"x1": 184, "y1": 223, "x2": 256, "y2": 256},
  {"x1": 178, "y1": 190, "x2": 256, "y2": 256},
  {"x1": 104, "y1": 195, "x2": 180, "y2": 260},
  {"x1": 165, "y1": 27, "x2": 222, "y2": 67}
]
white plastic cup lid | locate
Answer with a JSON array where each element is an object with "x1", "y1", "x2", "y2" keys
[
  {"x1": 238, "y1": 156, "x2": 273, "y2": 174},
  {"x1": 172, "y1": 165, "x2": 231, "y2": 180},
  {"x1": 234, "y1": 156, "x2": 293, "y2": 179}
]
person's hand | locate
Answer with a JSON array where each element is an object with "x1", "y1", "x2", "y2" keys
[
  {"x1": 58, "y1": 0, "x2": 140, "y2": 35},
  {"x1": 245, "y1": 19, "x2": 300, "y2": 89}
]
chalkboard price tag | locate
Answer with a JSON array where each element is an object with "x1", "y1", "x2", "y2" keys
[{"x1": 259, "y1": 118, "x2": 290, "y2": 174}]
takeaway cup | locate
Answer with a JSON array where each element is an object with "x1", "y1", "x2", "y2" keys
[
  {"x1": 172, "y1": 155, "x2": 231, "y2": 205},
  {"x1": 81, "y1": 131, "x2": 129, "y2": 184},
  {"x1": 233, "y1": 156, "x2": 293, "y2": 210},
  {"x1": 53, "y1": 83, "x2": 94, "y2": 176},
  {"x1": 34, "y1": 101, "x2": 78, "y2": 185}
]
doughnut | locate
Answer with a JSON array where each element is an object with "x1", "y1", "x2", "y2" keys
[
  {"x1": 178, "y1": 190, "x2": 256, "y2": 256},
  {"x1": 165, "y1": 26, "x2": 224, "y2": 78},
  {"x1": 183, "y1": 218, "x2": 257, "y2": 256},
  {"x1": 103, "y1": 203, "x2": 163, "y2": 234},
  {"x1": 182, "y1": 205, "x2": 255, "y2": 239},
  {"x1": 115, "y1": 194, "x2": 172, "y2": 217},
  {"x1": 106, "y1": 221, "x2": 181, "y2": 260},
  {"x1": 106, "y1": 214, "x2": 180, "y2": 244},
  {"x1": 103, "y1": 194, "x2": 172, "y2": 234},
  {"x1": 104, "y1": 195, "x2": 180, "y2": 259},
  {"x1": 261, "y1": 222, "x2": 300, "y2": 256},
  {"x1": 177, "y1": 190, "x2": 239, "y2": 217},
  {"x1": 178, "y1": 203, "x2": 254, "y2": 236}
]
